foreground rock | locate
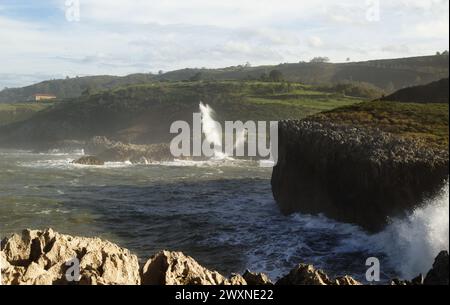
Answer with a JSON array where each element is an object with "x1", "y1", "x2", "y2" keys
[
  {"x1": 243, "y1": 270, "x2": 273, "y2": 285},
  {"x1": 1, "y1": 229, "x2": 140, "y2": 285},
  {"x1": 276, "y1": 264, "x2": 361, "y2": 285},
  {"x1": 141, "y1": 250, "x2": 246, "y2": 285},
  {"x1": 72, "y1": 156, "x2": 104, "y2": 166},
  {"x1": 272, "y1": 119, "x2": 449, "y2": 232},
  {"x1": 2, "y1": 229, "x2": 448, "y2": 285}
]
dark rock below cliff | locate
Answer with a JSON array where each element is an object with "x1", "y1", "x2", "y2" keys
[{"x1": 72, "y1": 156, "x2": 104, "y2": 166}]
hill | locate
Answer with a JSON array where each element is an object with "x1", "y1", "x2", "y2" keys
[
  {"x1": 160, "y1": 54, "x2": 449, "y2": 90},
  {"x1": 1, "y1": 54, "x2": 448, "y2": 104},
  {"x1": 0, "y1": 81, "x2": 363, "y2": 149},
  {"x1": 379, "y1": 78, "x2": 449, "y2": 104},
  {"x1": 0, "y1": 74, "x2": 156, "y2": 104}
]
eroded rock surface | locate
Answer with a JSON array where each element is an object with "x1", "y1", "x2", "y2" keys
[
  {"x1": 84, "y1": 136, "x2": 173, "y2": 163},
  {"x1": 242, "y1": 270, "x2": 273, "y2": 285},
  {"x1": 141, "y1": 250, "x2": 246, "y2": 285},
  {"x1": 2, "y1": 229, "x2": 447, "y2": 286},
  {"x1": 275, "y1": 263, "x2": 361, "y2": 285},
  {"x1": 1, "y1": 229, "x2": 140, "y2": 285}
]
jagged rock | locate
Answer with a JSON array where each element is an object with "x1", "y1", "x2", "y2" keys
[
  {"x1": 424, "y1": 251, "x2": 449, "y2": 285},
  {"x1": 229, "y1": 273, "x2": 247, "y2": 285},
  {"x1": 99, "y1": 143, "x2": 172, "y2": 163},
  {"x1": 334, "y1": 275, "x2": 362, "y2": 285},
  {"x1": 3, "y1": 229, "x2": 445, "y2": 286},
  {"x1": 72, "y1": 156, "x2": 104, "y2": 166},
  {"x1": 0, "y1": 229, "x2": 140, "y2": 285},
  {"x1": 84, "y1": 136, "x2": 173, "y2": 163},
  {"x1": 141, "y1": 250, "x2": 245, "y2": 285},
  {"x1": 242, "y1": 270, "x2": 273, "y2": 285},
  {"x1": 272, "y1": 120, "x2": 449, "y2": 231},
  {"x1": 84, "y1": 136, "x2": 116, "y2": 156},
  {"x1": 275, "y1": 264, "x2": 361, "y2": 285}
]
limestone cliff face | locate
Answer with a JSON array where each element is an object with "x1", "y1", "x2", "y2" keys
[{"x1": 271, "y1": 120, "x2": 449, "y2": 232}]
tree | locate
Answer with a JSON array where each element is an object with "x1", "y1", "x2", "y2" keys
[
  {"x1": 269, "y1": 70, "x2": 284, "y2": 82},
  {"x1": 158, "y1": 70, "x2": 164, "y2": 75},
  {"x1": 259, "y1": 72, "x2": 269, "y2": 82},
  {"x1": 310, "y1": 56, "x2": 330, "y2": 63},
  {"x1": 190, "y1": 72, "x2": 203, "y2": 82},
  {"x1": 82, "y1": 87, "x2": 93, "y2": 96}
]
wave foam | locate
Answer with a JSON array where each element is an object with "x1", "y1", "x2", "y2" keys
[{"x1": 373, "y1": 182, "x2": 449, "y2": 279}]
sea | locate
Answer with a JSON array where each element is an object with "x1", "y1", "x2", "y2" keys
[{"x1": 0, "y1": 149, "x2": 448, "y2": 283}]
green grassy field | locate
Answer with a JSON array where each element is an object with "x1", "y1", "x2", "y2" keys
[{"x1": 0, "y1": 103, "x2": 49, "y2": 126}]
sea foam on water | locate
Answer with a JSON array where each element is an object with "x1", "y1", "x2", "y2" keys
[{"x1": 374, "y1": 181, "x2": 449, "y2": 279}]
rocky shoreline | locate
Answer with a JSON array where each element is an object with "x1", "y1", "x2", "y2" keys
[
  {"x1": 1, "y1": 229, "x2": 448, "y2": 285},
  {"x1": 272, "y1": 119, "x2": 449, "y2": 232}
]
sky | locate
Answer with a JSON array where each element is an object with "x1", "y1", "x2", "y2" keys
[{"x1": 0, "y1": 0, "x2": 448, "y2": 89}]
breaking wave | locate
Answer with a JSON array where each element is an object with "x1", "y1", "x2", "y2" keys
[{"x1": 373, "y1": 182, "x2": 449, "y2": 279}]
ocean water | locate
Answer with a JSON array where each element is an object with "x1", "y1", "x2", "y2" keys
[{"x1": 0, "y1": 149, "x2": 448, "y2": 283}]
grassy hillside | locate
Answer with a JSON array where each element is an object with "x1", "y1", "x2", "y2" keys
[
  {"x1": 1, "y1": 54, "x2": 447, "y2": 104},
  {"x1": 0, "y1": 74, "x2": 156, "y2": 104},
  {"x1": 0, "y1": 103, "x2": 49, "y2": 126},
  {"x1": 160, "y1": 55, "x2": 449, "y2": 91},
  {"x1": 0, "y1": 81, "x2": 364, "y2": 148},
  {"x1": 379, "y1": 78, "x2": 449, "y2": 104},
  {"x1": 312, "y1": 101, "x2": 449, "y2": 151}
]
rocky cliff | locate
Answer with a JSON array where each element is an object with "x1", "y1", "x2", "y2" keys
[
  {"x1": 1, "y1": 229, "x2": 448, "y2": 285},
  {"x1": 272, "y1": 100, "x2": 449, "y2": 232}
]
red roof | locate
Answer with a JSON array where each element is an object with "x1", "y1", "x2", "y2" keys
[{"x1": 33, "y1": 93, "x2": 56, "y2": 97}]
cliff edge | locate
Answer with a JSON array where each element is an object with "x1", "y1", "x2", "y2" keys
[{"x1": 271, "y1": 101, "x2": 449, "y2": 231}]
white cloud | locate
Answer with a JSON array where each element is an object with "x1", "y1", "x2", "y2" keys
[
  {"x1": 415, "y1": 20, "x2": 449, "y2": 38},
  {"x1": 308, "y1": 36, "x2": 323, "y2": 48}
]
